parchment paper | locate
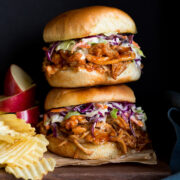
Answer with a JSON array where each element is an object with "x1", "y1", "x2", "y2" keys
[{"x1": 45, "y1": 149, "x2": 157, "y2": 167}]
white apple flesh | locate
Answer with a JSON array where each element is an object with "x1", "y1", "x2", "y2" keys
[
  {"x1": 0, "y1": 84, "x2": 36, "y2": 112},
  {"x1": 4, "y1": 64, "x2": 33, "y2": 96},
  {"x1": 16, "y1": 106, "x2": 40, "y2": 126}
]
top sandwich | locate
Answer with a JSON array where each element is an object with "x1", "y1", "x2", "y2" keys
[{"x1": 43, "y1": 6, "x2": 145, "y2": 88}]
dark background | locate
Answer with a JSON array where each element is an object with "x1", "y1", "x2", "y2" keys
[{"x1": 0, "y1": 0, "x2": 172, "y2": 161}]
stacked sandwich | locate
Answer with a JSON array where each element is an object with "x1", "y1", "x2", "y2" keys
[{"x1": 40, "y1": 6, "x2": 150, "y2": 160}]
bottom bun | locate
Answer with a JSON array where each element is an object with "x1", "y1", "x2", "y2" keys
[
  {"x1": 45, "y1": 61, "x2": 141, "y2": 88},
  {"x1": 47, "y1": 136, "x2": 121, "y2": 160}
]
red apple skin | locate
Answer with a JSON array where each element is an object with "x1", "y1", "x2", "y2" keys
[
  {"x1": 0, "y1": 85, "x2": 36, "y2": 112},
  {"x1": 16, "y1": 106, "x2": 40, "y2": 126},
  {"x1": 4, "y1": 67, "x2": 22, "y2": 96}
]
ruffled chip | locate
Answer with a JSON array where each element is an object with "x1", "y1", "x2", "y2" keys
[
  {"x1": 0, "y1": 121, "x2": 28, "y2": 143},
  {"x1": 0, "y1": 114, "x2": 35, "y2": 135},
  {"x1": 6, "y1": 158, "x2": 56, "y2": 180},
  {"x1": 0, "y1": 114, "x2": 56, "y2": 179},
  {"x1": 0, "y1": 134, "x2": 48, "y2": 167}
]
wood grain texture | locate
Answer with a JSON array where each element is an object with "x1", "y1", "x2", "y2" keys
[{"x1": 0, "y1": 161, "x2": 170, "y2": 180}]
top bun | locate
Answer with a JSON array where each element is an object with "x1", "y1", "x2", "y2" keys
[
  {"x1": 43, "y1": 6, "x2": 137, "y2": 42},
  {"x1": 44, "y1": 85, "x2": 135, "y2": 110}
]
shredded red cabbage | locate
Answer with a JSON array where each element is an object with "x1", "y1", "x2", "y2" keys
[
  {"x1": 128, "y1": 34, "x2": 134, "y2": 44},
  {"x1": 47, "y1": 111, "x2": 67, "y2": 117},
  {"x1": 134, "y1": 58, "x2": 142, "y2": 68},
  {"x1": 73, "y1": 103, "x2": 94, "y2": 113},
  {"x1": 91, "y1": 117, "x2": 100, "y2": 137},
  {"x1": 46, "y1": 42, "x2": 60, "y2": 61},
  {"x1": 45, "y1": 33, "x2": 135, "y2": 61},
  {"x1": 129, "y1": 110, "x2": 136, "y2": 137},
  {"x1": 47, "y1": 101, "x2": 147, "y2": 137},
  {"x1": 135, "y1": 58, "x2": 141, "y2": 62},
  {"x1": 129, "y1": 117, "x2": 136, "y2": 136},
  {"x1": 80, "y1": 103, "x2": 94, "y2": 113},
  {"x1": 51, "y1": 123, "x2": 58, "y2": 137}
]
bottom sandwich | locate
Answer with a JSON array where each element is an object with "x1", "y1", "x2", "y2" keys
[{"x1": 38, "y1": 85, "x2": 151, "y2": 160}]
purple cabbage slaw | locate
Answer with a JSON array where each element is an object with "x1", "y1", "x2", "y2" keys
[
  {"x1": 45, "y1": 33, "x2": 136, "y2": 61},
  {"x1": 45, "y1": 41, "x2": 60, "y2": 61},
  {"x1": 45, "y1": 102, "x2": 147, "y2": 137},
  {"x1": 82, "y1": 33, "x2": 131, "y2": 45}
]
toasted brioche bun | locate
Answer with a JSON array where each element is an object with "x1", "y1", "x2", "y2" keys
[
  {"x1": 45, "y1": 62, "x2": 141, "y2": 88},
  {"x1": 47, "y1": 136, "x2": 121, "y2": 159},
  {"x1": 44, "y1": 84, "x2": 135, "y2": 110},
  {"x1": 43, "y1": 6, "x2": 137, "y2": 42}
]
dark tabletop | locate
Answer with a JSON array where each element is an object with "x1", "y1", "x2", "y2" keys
[{"x1": 0, "y1": 161, "x2": 171, "y2": 180}]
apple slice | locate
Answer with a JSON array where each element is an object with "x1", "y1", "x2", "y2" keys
[
  {"x1": 0, "y1": 84, "x2": 36, "y2": 112},
  {"x1": 16, "y1": 106, "x2": 40, "y2": 126},
  {"x1": 4, "y1": 64, "x2": 34, "y2": 96}
]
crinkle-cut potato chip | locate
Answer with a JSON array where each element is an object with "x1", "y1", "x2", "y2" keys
[
  {"x1": 0, "y1": 114, "x2": 35, "y2": 135},
  {"x1": 15, "y1": 135, "x2": 49, "y2": 167},
  {"x1": 0, "y1": 134, "x2": 49, "y2": 167},
  {"x1": 0, "y1": 113, "x2": 55, "y2": 179},
  {"x1": 0, "y1": 121, "x2": 28, "y2": 143},
  {"x1": 5, "y1": 158, "x2": 56, "y2": 180},
  {"x1": 0, "y1": 137, "x2": 37, "y2": 165}
]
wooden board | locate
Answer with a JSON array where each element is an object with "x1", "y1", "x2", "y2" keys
[{"x1": 0, "y1": 161, "x2": 170, "y2": 180}]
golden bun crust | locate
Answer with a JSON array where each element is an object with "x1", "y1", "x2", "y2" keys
[
  {"x1": 43, "y1": 6, "x2": 137, "y2": 42},
  {"x1": 47, "y1": 136, "x2": 121, "y2": 159},
  {"x1": 44, "y1": 84, "x2": 135, "y2": 110},
  {"x1": 45, "y1": 62, "x2": 141, "y2": 88}
]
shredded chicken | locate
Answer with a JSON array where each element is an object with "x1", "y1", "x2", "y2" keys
[
  {"x1": 112, "y1": 116, "x2": 130, "y2": 130},
  {"x1": 43, "y1": 43, "x2": 137, "y2": 79},
  {"x1": 82, "y1": 122, "x2": 116, "y2": 145},
  {"x1": 63, "y1": 115, "x2": 85, "y2": 130},
  {"x1": 116, "y1": 138, "x2": 128, "y2": 154},
  {"x1": 112, "y1": 61, "x2": 131, "y2": 79},
  {"x1": 111, "y1": 46, "x2": 132, "y2": 54},
  {"x1": 58, "y1": 140, "x2": 68, "y2": 147},
  {"x1": 45, "y1": 65, "x2": 58, "y2": 76},
  {"x1": 73, "y1": 139, "x2": 93, "y2": 155},
  {"x1": 89, "y1": 43, "x2": 120, "y2": 58},
  {"x1": 36, "y1": 121, "x2": 48, "y2": 135},
  {"x1": 80, "y1": 131, "x2": 90, "y2": 139},
  {"x1": 86, "y1": 51, "x2": 135, "y2": 65},
  {"x1": 65, "y1": 52, "x2": 86, "y2": 67},
  {"x1": 72, "y1": 126, "x2": 87, "y2": 135},
  {"x1": 39, "y1": 113, "x2": 150, "y2": 155}
]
